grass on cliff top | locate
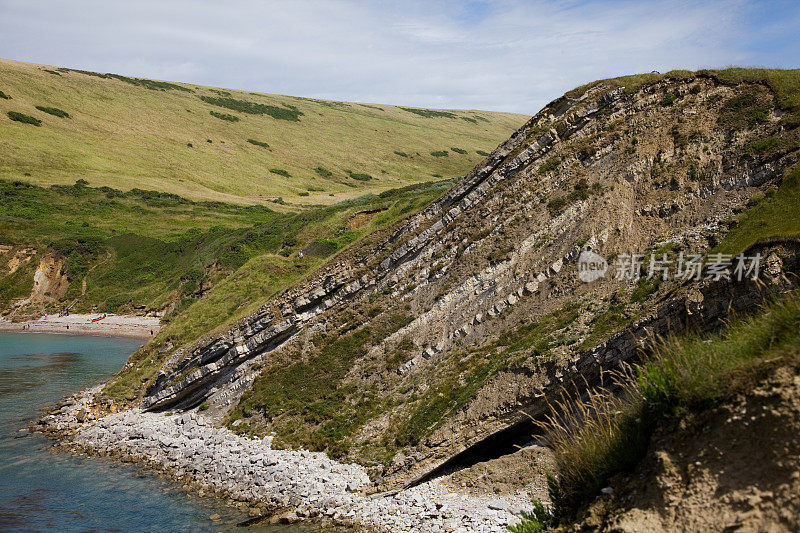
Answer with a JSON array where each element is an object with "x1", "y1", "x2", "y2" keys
[
  {"x1": 102, "y1": 179, "x2": 453, "y2": 403},
  {"x1": 566, "y1": 67, "x2": 800, "y2": 124},
  {"x1": 715, "y1": 163, "x2": 800, "y2": 254},
  {"x1": 539, "y1": 292, "x2": 800, "y2": 517},
  {"x1": 0, "y1": 58, "x2": 525, "y2": 206}
]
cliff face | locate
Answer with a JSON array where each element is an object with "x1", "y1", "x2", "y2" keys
[{"x1": 110, "y1": 72, "x2": 799, "y2": 485}]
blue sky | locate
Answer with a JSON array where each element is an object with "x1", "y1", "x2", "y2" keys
[{"x1": 0, "y1": 0, "x2": 798, "y2": 113}]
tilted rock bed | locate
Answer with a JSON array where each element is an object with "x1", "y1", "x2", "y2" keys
[{"x1": 39, "y1": 389, "x2": 533, "y2": 532}]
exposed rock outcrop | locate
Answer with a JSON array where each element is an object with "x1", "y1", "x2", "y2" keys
[{"x1": 105, "y1": 73, "x2": 799, "y2": 491}]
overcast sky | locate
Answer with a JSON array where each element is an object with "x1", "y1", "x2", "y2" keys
[{"x1": 1, "y1": 0, "x2": 798, "y2": 114}]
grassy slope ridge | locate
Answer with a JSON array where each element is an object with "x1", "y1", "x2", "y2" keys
[{"x1": 0, "y1": 59, "x2": 526, "y2": 206}]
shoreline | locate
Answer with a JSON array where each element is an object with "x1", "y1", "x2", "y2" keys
[
  {"x1": 37, "y1": 386, "x2": 535, "y2": 532},
  {"x1": 0, "y1": 313, "x2": 161, "y2": 339}
]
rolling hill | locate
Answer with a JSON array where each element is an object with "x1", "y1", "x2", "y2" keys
[{"x1": 0, "y1": 59, "x2": 526, "y2": 206}]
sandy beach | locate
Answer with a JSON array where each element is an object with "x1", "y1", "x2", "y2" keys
[{"x1": 0, "y1": 313, "x2": 161, "y2": 338}]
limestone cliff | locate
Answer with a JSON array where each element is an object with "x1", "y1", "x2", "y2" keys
[{"x1": 107, "y1": 71, "x2": 800, "y2": 487}]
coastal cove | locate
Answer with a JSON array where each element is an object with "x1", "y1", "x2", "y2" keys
[{"x1": 0, "y1": 332, "x2": 320, "y2": 532}]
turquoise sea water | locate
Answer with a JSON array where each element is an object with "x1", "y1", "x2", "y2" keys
[{"x1": 0, "y1": 332, "x2": 322, "y2": 532}]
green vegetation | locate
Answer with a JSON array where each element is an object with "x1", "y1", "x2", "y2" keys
[
  {"x1": 546, "y1": 178, "x2": 593, "y2": 216},
  {"x1": 246, "y1": 139, "x2": 269, "y2": 148},
  {"x1": 476, "y1": 150, "x2": 490, "y2": 156},
  {"x1": 34, "y1": 106, "x2": 70, "y2": 118},
  {"x1": 200, "y1": 95, "x2": 303, "y2": 121},
  {"x1": 508, "y1": 492, "x2": 558, "y2": 533},
  {"x1": 269, "y1": 168, "x2": 291, "y2": 178},
  {"x1": 393, "y1": 151, "x2": 408, "y2": 157},
  {"x1": 62, "y1": 68, "x2": 193, "y2": 92},
  {"x1": 314, "y1": 166, "x2": 333, "y2": 178},
  {"x1": 715, "y1": 164, "x2": 800, "y2": 254},
  {"x1": 231, "y1": 315, "x2": 412, "y2": 456},
  {"x1": 0, "y1": 179, "x2": 276, "y2": 314},
  {"x1": 629, "y1": 276, "x2": 662, "y2": 303},
  {"x1": 660, "y1": 92, "x2": 678, "y2": 106},
  {"x1": 0, "y1": 90, "x2": 10, "y2": 100},
  {"x1": 709, "y1": 67, "x2": 800, "y2": 127},
  {"x1": 719, "y1": 90, "x2": 770, "y2": 129},
  {"x1": 209, "y1": 110, "x2": 239, "y2": 122},
  {"x1": 430, "y1": 150, "x2": 449, "y2": 157},
  {"x1": 346, "y1": 170, "x2": 373, "y2": 181},
  {"x1": 7, "y1": 111, "x2": 41, "y2": 126},
  {"x1": 538, "y1": 155, "x2": 561, "y2": 174},
  {"x1": 450, "y1": 147, "x2": 467, "y2": 154},
  {"x1": 744, "y1": 136, "x2": 790, "y2": 156},
  {"x1": 541, "y1": 292, "x2": 800, "y2": 514},
  {"x1": 580, "y1": 302, "x2": 631, "y2": 349},
  {"x1": 401, "y1": 107, "x2": 457, "y2": 119}
]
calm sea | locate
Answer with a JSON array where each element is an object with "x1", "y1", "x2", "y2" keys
[{"x1": 0, "y1": 332, "x2": 325, "y2": 532}]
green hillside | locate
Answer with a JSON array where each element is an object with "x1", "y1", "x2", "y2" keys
[{"x1": 0, "y1": 59, "x2": 526, "y2": 206}]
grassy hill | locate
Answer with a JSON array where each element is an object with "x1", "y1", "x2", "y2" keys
[
  {"x1": 0, "y1": 59, "x2": 526, "y2": 206},
  {"x1": 0, "y1": 177, "x2": 453, "y2": 327}
]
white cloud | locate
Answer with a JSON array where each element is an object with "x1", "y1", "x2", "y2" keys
[{"x1": 0, "y1": 0, "x2": 796, "y2": 113}]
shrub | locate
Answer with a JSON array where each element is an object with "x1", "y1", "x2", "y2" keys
[
  {"x1": 35, "y1": 106, "x2": 70, "y2": 118},
  {"x1": 7, "y1": 111, "x2": 41, "y2": 126},
  {"x1": 210, "y1": 110, "x2": 239, "y2": 122},
  {"x1": 298, "y1": 191, "x2": 310, "y2": 196},
  {"x1": 476, "y1": 150, "x2": 490, "y2": 156},
  {"x1": 198, "y1": 402, "x2": 209, "y2": 411},
  {"x1": 720, "y1": 90, "x2": 770, "y2": 129},
  {"x1": 0, "y1": 90, "x2": 10, "y2": 100},
  {"x1": 430, "y1": 150, "x2": 449, "y2": 157},
  {"x1": 538, "y1": 155, "x2": 561, "y2": 174},
  {"x1": 462, "y1": 117, "x2": 478, "y2": 124},
  {"x1": 270, "y1": 169, "x2": 291, "y2": 178},
  {"x1": 744, "y1": 136, "x2": 789, "y2": 156},
  {"x1": 314, "y1": 167, "x2": 333, "y2": 178},
  {"x1": 660, "y1": 92, "x2": 678, "y2": 106},
  {"x1": 346, "y1": 170, "x2": 373, "y2": 181},
  {"x1": 450, "y1": 147, "x2": 467, "y2": 154},
  {"x1": 400, "y1": 107, "x2": 456, "y2": 119},
  {"x1": 200, "y1": 96, "x2": 303, "y2": 121},
  {"x1": 630, "y1": 276, "x2": 661, "y2": 303},
  {"x1": 107, "y1": 74, "x2": 192, "y2": 92},
  {"x1": 394, "y1": 151, "x2": 408, "y2": 157},
  {"x1": 65, "y1": 69, "x2": 193, "y2": 92},
  {"x1": 247, "y1": 139, "x2": 269, "y2": 148},
  {"x1": 507, "y1": 498, "x2": 556, "y2": 532},
  {"x1": 546, "y1": 196, "x2": 569, "y2": 216}
]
